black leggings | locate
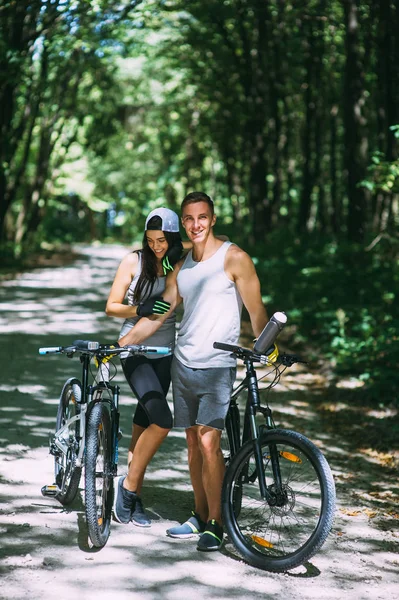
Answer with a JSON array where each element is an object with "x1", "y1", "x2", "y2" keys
[{"x1": 121, "y1": 354, "x2": 173, "y2": 430}]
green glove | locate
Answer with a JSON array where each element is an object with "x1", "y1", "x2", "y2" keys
[
  {"x1": 162, "y1": 256, "x2": 174, "y2": 274},
  {"x1": 137, "y1": 297, "x2": 171, "y2": 317},
  {"x1": 162, "y1": 238, "x2": 183, "y2": 275}
]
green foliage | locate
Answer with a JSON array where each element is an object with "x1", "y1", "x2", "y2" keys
[
  {"x1": 0, "y1": 0, "x2": 145, "y2": 250},
  {"x1": 1, "y1": 0, "x2": 399, "y2": 403},
  {"x1": 250, "y1": 233, "x2": 399, "y2": 404}
]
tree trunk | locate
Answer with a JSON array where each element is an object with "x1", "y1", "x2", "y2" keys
[
  {"x1": 298, "y1": 25, "x2": 314, "y2": 234},
  {"x1": 343, "y1": 0, "x2": 368, "y2": 242}
]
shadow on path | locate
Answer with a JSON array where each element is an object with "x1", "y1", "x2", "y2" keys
[{"x1": 0, "y1": 244, "x2": 397, "y2": 600}]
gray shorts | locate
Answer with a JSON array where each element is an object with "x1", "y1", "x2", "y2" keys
[{"x1": 171, "y1": 357, "x2": 236, "y2": 430}]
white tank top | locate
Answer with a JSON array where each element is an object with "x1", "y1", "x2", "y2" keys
[
  {"x1": 174, "y1": 241, "x2": 242, "y2": 368},
  {"x1": 119, "y1": 252, "x2": 176, "y2": 358}
]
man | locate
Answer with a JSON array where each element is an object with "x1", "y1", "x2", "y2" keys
[{"x1": 117, "y1": 191, "x2": 268, "y2": 551}]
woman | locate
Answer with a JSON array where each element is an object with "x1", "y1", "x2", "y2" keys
[{"x1": 105, "y1": 207, "x2": 184, "y2": 527}]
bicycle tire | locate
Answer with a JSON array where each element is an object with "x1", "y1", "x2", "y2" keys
[
  {"x1": 85, "y1": 402, "x2": 114, "y2": 548},
  {"x1": 222, "y1": 429, "x2": 336, "y2": 572},
  {"x1": 54, "y1": 378, "x2": 82, "y2": 506}
]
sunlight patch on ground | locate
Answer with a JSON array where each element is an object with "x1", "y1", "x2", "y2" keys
[
  {"x1": 359, "y1": 447, "x2": 398, "y2": 469},
  {"x1": 366, "y1": 406, "x2": 398, "y2": 419},
  {"x1": 145, "y1": 468, "x2": 190, "y2": 481},
  {"x1": 0, "y1": 311, "x2": 113, "y2": 335},
  {"x1": 335, "y1": 377, "x2": 365, "y2": 389},
  {"x1": 0, "y1": 384, "x2": 47, "y2": 394},
  {"x1": 165, "y1": 429, "x2": 187, "y2": 439},
  {"x1": 319, "y1": 401, "x2": 350, "y2": 412},
  {"x1": 270, "y1": 404, "x2": 316, "y2": 422}
]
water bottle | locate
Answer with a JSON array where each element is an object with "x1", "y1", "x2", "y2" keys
[{"x1": 253, "y1": 312, "x2": 287, "y2": 354}]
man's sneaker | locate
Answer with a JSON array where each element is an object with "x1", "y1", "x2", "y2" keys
[
  {"x1": 131, "y1": 497, "x2": 151, "y2": 527},
  {"x1": 197, "y1": 519, "x2": 224, "y2": 552},
  {"x1": 166, "y1": 511, "x2": 206, "y2": 538},
  {"x1": 113, "y1": 476, "x2": 137, "y2": 524}
]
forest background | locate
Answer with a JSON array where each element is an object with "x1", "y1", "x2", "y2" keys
[{"x1": 0, "y1": 0, "x2": 398, "y2": 409}]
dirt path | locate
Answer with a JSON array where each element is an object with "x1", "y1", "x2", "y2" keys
[{"x1": 0, "y1": 244, "x2": 397, "y2": 600}]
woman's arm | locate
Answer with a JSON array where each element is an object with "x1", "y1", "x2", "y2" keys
[
  {"x1": 105, "y1": 252, "x2": 140, "y2": 319},
  {"x1": 119, "y1": 262, "x2": 182, "y2": 345}
]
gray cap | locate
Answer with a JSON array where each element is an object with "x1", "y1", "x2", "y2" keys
[{"x1": 145, "y1": 207, "x2": 179, "y2": 232}]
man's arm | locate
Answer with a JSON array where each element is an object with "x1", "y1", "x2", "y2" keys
[
  {"x1": 119, "y1": 262, "x2": 182, "y2": 346},
  {"x1": 225, "y1": 245, "x2": 268, "y2": 338}
]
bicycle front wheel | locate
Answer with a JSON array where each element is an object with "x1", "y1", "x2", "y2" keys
[
  {"x1": 54, "y1": 379, "x2": 82, "y2": 505},
  {"x1": 85, "y1": 402, "x2": 114, "y2": 548},
  {"x1": 222, "y1": 429, "x2": 336, "y2": 572}
]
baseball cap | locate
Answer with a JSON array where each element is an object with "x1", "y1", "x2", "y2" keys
[{"x1": 145, "y1": 207, "x2": 180, "y2": 232}]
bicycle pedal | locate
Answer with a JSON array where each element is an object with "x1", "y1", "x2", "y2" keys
[
  {"x1": 117, "y1": 429, "x2": 123, "y2": 441},
  {"x1": 41, "y1": 484, "x2": 59, "y2": 497}
]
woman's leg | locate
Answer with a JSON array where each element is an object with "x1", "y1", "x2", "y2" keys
[
  {"x1": 128, "y1": 424, "x2": 146, "y2": 491},
  {"x1": 125, "y1": 423, "x2": 169, "y2": 491},
  {"x1": 123, "y1": 360, "x2": 149, "y2": 490},
  {"x1": 122, "y1": 356, "x2": 173, "y2": 493}
]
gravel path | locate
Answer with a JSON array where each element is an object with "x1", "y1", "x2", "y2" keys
[{"x1": 0, "y1": 244, "x2": 397, "y2": 600}]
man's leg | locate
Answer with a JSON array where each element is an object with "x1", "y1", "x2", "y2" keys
[
  {"x1": 195, "y1": 425, "x2": 225, "y2": 552},
  {"x1": 197, "y1": 425, "x2": 225, "y2": 524},
  {"x1": 186, "y1": 426, "x2": 208, "y2": 522}
]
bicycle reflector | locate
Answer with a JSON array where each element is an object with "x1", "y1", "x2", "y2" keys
[
  {"x1": 251, "y1": 535, "x2": 274, "y2": 548},
  {"x1": 265, "y1": 451, "x2": 302, "y2": 463},
  {"x1": 280, "y1": 451, "x2": 302, "y2": 463}
]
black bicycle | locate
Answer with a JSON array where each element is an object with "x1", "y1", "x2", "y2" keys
[
  {"x1": 39, "y1": 340, "x2": 170, "y2": 548},
  {"x1": 215, "y1": 316, "x2": 336, "y2": 573}
]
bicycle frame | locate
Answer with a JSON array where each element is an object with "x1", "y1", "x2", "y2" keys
[
  {"x1": 51, "y1": 354, "x2": 120, "y2": 475},
  {"x1": 42, "y1": 339, "x2": 171, "y2": 547},
  {"x1": 230, "y1": 355, "x2": 285, "y2": 503},
  {"x1": 218, "y1": 334, "x2": 336, "y2": 572}
]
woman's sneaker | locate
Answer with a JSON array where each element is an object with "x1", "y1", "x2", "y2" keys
[
  {"x1": 166, "y1": 511, "x2": 206, "y2": 538},
  {"x1": 131, "y1": 497, "x2": 151, "y2": 527},
  {"x1": 113, "y1": 476, "x2": 137, "y2": 524},
  {"x1": 197, "y1": 519, "x2": 224, "y2": 552}
]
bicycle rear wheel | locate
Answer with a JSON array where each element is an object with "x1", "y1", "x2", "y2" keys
[
  {"x1": 54, "y1": 378, "x2": 82, "y2": 506},
  {"x1": 222, "y1": 429, "x2": 336, "y2": 572},
  {"x1": 85, "y1": 402, "x2": 114, "y2": 548}
]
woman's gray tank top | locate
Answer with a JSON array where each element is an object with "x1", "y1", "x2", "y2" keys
[
  {"x1": 174, "y1": 241, "x2": 242, "y2": 368},
  {"x1": 119, "y1": 252, "x2": 176, "y2": 358}
]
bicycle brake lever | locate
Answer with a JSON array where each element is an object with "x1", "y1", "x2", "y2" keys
[{"x1": 280, "y1": 354, "x2": 307, "y2": 367}]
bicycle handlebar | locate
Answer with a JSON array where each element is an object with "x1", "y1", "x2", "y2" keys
[
  {"x1": 213, "y1": 341, "x2": 305, "y2": 367},
  {"x1": 39, "y1": 341, "x2": 171, "y2": 357},
  {"x1": 213, "y1": 342, "x2": 242, "y2": 353}
]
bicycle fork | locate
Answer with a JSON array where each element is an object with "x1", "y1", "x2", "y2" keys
[
  {"x1": 245, "y1": 359, "x2": 284, "y2": 504},
  {"x1": 87, "y1": 382, "x2": 121, "y2": 478}
]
